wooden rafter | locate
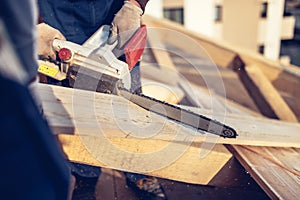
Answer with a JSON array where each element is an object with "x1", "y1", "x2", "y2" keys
[{"x1": 40, "y1": 84, "x2": 300, "y2": 148}]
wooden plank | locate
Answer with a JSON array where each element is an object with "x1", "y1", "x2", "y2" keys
[
  {"x1": 178, "y1": 69, "x2": 259, "y2": 113},
  {"x1": 228, "y1": 145, "x2": 300, "y2": 200},
  {"x1": 176, "y1": 82, "x2": 300, "y2": 196},
  {"x1": 40, "y1": 83, "x2": 300, "y2": 148},
  {"x1": 238, "y1": 65, "x2": 298, "y2": 122},
  {"x1": 40, "y1": 82, "x2": 232, "y2": 185},
  {"x1": 58, "y1": 134, "x2": 232, "y2": 185}
]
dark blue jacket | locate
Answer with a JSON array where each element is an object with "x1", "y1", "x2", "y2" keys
[
  {"x1": 0, "y1": 75, "x2": 70, "y2": 199},
  {"x1": 38, "y1": 0, "x2": 124, "y2": 44}
]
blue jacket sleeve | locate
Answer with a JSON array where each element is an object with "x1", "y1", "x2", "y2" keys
[{"x1": 0, "y1": 0, "x2": 38, "y2": 83}]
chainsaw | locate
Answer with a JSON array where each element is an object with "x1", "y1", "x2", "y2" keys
[{"x1": 38, "y1": 25, "x2": 237, "y2": 138}]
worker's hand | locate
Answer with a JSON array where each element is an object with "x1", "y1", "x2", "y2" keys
[
  {"x1": 37, "y1": 23, "x2": 66, "y2": 60},
  {"x1": 108, "y1": 0, "x2": 143, "y2": 48}
]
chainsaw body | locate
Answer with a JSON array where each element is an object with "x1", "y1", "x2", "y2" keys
[
  {"x1": 38, "y1": 24, "x2": 238, "y2": 138},
  {"x1": 38, "y1": 25, "x2": 147, "y2": 91}
]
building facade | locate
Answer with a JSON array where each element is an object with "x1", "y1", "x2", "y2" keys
[{"x1": 146, "y1": 0, "x2": 295, "y2": 63}]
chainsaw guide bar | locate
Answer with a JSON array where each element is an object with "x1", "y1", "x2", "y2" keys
[{"x1": 118, "y1": 87, "x2": 238, "y2": 138}]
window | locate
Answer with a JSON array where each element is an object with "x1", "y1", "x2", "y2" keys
[
  {"x1": 261, "y1": 2, "x2": 268, "y2": 18},
  {"x1": 258, "y1": 45, "x2": 265, "y2": 54},
  {"x1": 283, "y1": 1, "x2": 292, "y2": 17},
  {"x1": 215, "y1": 5, "x2": 222, "y2": 22},
  {"x1": 163, "y1": 8, "x2": 184, "y2": 24}
]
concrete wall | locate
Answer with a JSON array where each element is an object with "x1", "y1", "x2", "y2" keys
[
  {"x1": 184, "y1": 0, "x2": 215, "y2": 37},
  {"x1": 145, "y1": 0, "x2": 163, "y2": 18},
  {"x1": 264, "y1": 0, "x2": 285, "y2": 59},
  {"x1": 222, "y1": 0, "x2": 260, "y2": 52},
  {"x1": 164, "y1": 0, "x2": 183, "y2": 9},
  {"x1": 161, "y1": 0, "x2": 295, "y2": 60},
  {"x1": 257, "y1": 16, "x2": 295, "y2": 44}
]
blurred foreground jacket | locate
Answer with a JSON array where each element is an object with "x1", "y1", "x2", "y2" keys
[{"x1": 0, "y1": 0, "x2": 71, "y2": 199}]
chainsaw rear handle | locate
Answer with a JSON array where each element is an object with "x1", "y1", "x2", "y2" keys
[{"x1": 52, "y1": 39, "x2": 90, "y2": 60}]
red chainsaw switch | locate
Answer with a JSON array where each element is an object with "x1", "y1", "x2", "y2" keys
[
  {"x1": 58, "y1": 48, "x2": 72, "y2": 61},
  {"x1": 124, "y1": 25, "x2": 147, "y2": 70}
]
